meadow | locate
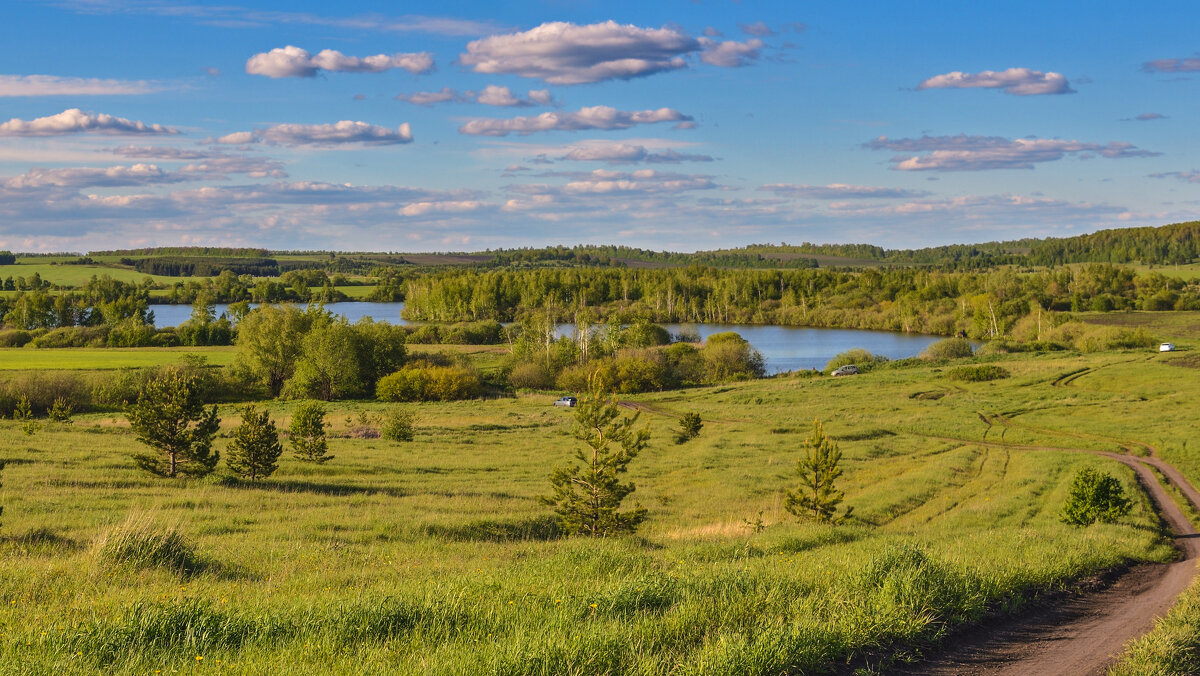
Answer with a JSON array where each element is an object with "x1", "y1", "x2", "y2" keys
[{"x1": 2, "y1": 341, "x2": 1197, "y2": 674}]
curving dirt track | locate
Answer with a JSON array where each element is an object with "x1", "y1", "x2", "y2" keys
[{"x1": 891, "y1": 448, "x2": 1200, "y2": 676}]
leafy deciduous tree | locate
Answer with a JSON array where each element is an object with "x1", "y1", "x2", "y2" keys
[
  {"x1": 1061, "y1": 467, "x2": 1132, "y2": 526},
  {"x1": 785, "y1": 418, "x2": 853, "y2": 524}
]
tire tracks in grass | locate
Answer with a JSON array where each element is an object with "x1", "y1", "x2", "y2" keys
[{"x1": 889, "y1": 429, "x2": 1200, "y2": 676}]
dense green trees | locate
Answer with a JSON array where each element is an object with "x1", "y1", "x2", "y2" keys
[{"x1": 126, "y1": 372, "x2": 221, "y2": 478}]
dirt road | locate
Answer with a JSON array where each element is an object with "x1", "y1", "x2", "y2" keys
[{"x1": 891, "y1": 450, "x2": 1200, "y2": 676}]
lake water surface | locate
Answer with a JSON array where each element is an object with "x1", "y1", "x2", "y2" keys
[{"x1": 151, "y1": 302, "x2": 944, "y2": 374}]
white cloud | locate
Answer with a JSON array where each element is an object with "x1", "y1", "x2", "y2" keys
[
  {"x1": 866, "y1": 134, "x2": 1159, "y2": 171},
  {"x1": 560, "y1": 142, "x2": 713, "y2": 164},
  {"x1": 0, "y1": 74, "x2": 163, "y2": 97},
  {"x1": 396, "y1": 87, "x2": 467, "y2": 106},
  {"x1": 739, "y1": 21, "x2": 775, "y2": 37},
  {"x1": 917, "y1": 68, "x2": 1073, "y2": 95},
  {"x1": 459, "y1": 106, "x2": 691, "y2": 136},
  {"x1": 1149, "y1": 171, "x2": 1200, "y2": 184},
  {"x1": 760, "y1": 183, "x2": 930, "y2": 199},
  {"x1": 398, "y1": 85, "x2": 556, "y2": 107},
  {"x1": 1143, "y1": 56, "x2": 1200, "y2": 73},
  {"x1": 698, "y1": 38, "x2": 765, "y2": 68},
  {"x1": 3, "y1": 164, "x2": 182, "y2": 189},
  {"x1": 460, "y1": 21, "x2": 698, "y2": 84},
  {"x1": 110, "y1": 145, "x2": 210, "y2": 160},
  {"x1": 216, "y1": 121, "x2": 413, "y2": 147},
  {"x1": 398, "y1": 200, "x2": 487, "y2": 216},
  {"x1": 246, "y1": 46, "x2": 434, "y2": 78},
  {"x1": 0, "y1": 108, "x2": 178, "y2": 136}
]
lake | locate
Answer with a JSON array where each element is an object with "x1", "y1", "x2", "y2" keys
[{"x1": 150, "y1": 302, "x2": 947, "y2": 374}]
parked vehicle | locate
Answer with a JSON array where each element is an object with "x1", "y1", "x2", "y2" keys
[
  {"x1": 831, "y1": 365, "x2": 859, "y2": 376},
  {"x1": 1160, "y1": 343, "x2": 1176, "y2": 352},
  {"x1": 553, "y1": 396, "x2": 578, "y2": 407}
]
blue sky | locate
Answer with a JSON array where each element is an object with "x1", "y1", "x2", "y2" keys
[{"x1": 2, "y1": 0, "x2": 1199, "y2": 252}]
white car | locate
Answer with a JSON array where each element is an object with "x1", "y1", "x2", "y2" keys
[
  {"x1": 553, "y1": 396, "x2": 578, "y2": 407},
  {"x1": 1160, "y1": 343, "x2": 1175, "y2": 352},
  {"x1": 831, "y1": 365, "x2": 859, "y2": 376}
]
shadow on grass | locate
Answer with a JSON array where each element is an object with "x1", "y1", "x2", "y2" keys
[
  {"x1": 423, "y1": 514, "x2": 563, "y2": 542},
  {"x1": 218, "y1": 476, "x2": 406, "y2": 498},
  {"x1": 2, "y1": 527, "x2": 83, "y2": 555}
]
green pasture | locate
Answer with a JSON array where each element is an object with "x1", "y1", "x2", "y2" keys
[
  {"x1": 0, "y1": 346, "x2": 235, "y2": 370},
  {"x1": 1, "y1": 347, "x2": 1196, "y2": 673},
  {"x1": 1077, "y1": 310, "x2": 1200, "y2": 341},
  {"x1": 1, "y1": 261, "x2": 180, "y2": 287}
]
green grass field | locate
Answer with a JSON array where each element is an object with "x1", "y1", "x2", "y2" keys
[
  {"x1": 2, "y1": 346, "x2": 1197, "y2": 673},
  {"x1": 1077, "y1": 310, "x2": 1200, "y2": 341},
  {"x1": 1, "y1": 261, "x2": 183, "y2": 287},
  {"x1": 0, "y1": 347, "x2": 235, "y2": 370}
]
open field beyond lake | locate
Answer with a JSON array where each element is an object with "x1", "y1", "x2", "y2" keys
[{"x1": 3, "y1": 347, "x2": 1198, "y2": 673}]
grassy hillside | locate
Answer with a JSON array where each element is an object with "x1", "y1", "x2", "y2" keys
[{"x1": 2, "y1": 346, "x2": 1196, "y2": 673}]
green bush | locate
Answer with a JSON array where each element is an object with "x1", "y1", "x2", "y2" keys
[
  {"x1": 1061, "y1": 467, "x2": 1132, "y2": 526},
  {"x1": 824, "y1": 348, "x2": 888, "y2": 374},
  {"x1": 376, "y1": 364, "x2": 481, "y2": 402},
  {"x1": 509, "y1": 361, "x2": 557, "y2": 390},
  {"x1": 0, "y1": 330, "x2": 33, "y2": 347},
  {"x1": 381, "y1": 409, "x2": 415, "y2": 442},
  {"x1": 945, "y1": 365, "x2": 1011, "y2": 382},
  {"x1": 920, "y1": 337, "x2": 974, "y2": 360},
  {"x1": 30, "y1": 326, "x2": 109, "y2": 348}
]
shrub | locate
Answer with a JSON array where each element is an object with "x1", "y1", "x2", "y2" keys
[
  {"x1": 93, "y1": 511, "x2": 204, "y2": 574},
  {"x1": 945, "y1": 365, "x2": 1011, "y2": 382},
  {"x1": 1061, "y1": 467, "x2": 1132, "y2": 526},
  {"x1": 381, "y1": 409, "x2": 415, "y2": 442},
  {"x1": 0, "y1": 330, "x2": 32, "y2": 347},
  {"x1": 701, "y1": 333, "x2": 765, "y2": 382},
  {"x1": 920, "y1": 337, "x2": 974, "y2": 360},
  {"x1": 107, "y1": 318, "x2": 156, "y2": 347},
  {"x1": 0, "y1": 371, "x2": 89, "y2": 416},
  {"x1": 48, "y1": 397, "x2": 73, "y2": 422},
  {"x1": 674, "y1": 412, "x2": 703, "y2": 445},
  {"x1": 509, "y1": 361, "x2": 556, "y2": 390},
  {"x1": 376, "y1": 364, "x2": 481, "y2": 402},
  {"x1": 824, "y1": 348, "x2": 888, "y2": 374},
  {"x1": 29, "y1": 326, "x2": 109, "y2": 348}
]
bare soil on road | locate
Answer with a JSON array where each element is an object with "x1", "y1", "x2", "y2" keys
[{"x1": 889, "y1": 446, "x2": 1200, "y2": 676}]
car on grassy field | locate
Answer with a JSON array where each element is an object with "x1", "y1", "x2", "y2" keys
[
  {"x1": 553, "y1": 396, "x2": 578, "y2": 407},
  {"x1": 831, "y1": 365, "x2": 859, "y2": 376},
  {"x1": 1160, "y1": 343, "x2": 1175, "y2": 352}
]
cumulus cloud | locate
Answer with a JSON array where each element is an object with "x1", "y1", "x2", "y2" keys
[
  {"x1": 739, "y1": 21, "x2": 775, "y2": 37},
  {"x1": 397, "y1": 85, "x2": 554, "y2": 107},
  {"x1": 399, "y1": 200, "x2": 488, "y2": 217},
  {"x1": 3, "y1": 164, "x2": 183, "y2": 189},
  {"x1": 0, "y1": 108, "x2": 177, "y2": 136},
  {"x1": 246, "y1": 46, "x2": 434, "y2": 78},
  {"x1": 459, "y1": 106, "x2": 691, "y2": 136},
  {"x1": 1143, "y1": 56, "x2": 1200, "y2": 73},
  {"x1": 866, "y1": 134, "x2": 1159, "y2": 171},
  {"x1": 109, "y1": 145, "x2": 211, "y2": 160},
  {"x1": 560, "y1": 142, "x2": 713, "y2": 164},
  {"x1": 698, "y1": 38, "x2": 765, "y2": 67},
  {"x1": 917, "y1": 68, "x2": 1073, "y2": 95},
  {"x1": 460, "y1": 21, "x2": 699, "y2": 84},
  {"x1": 760, "y1": 183, "x2": 930, "y2": 199},
  {"x1": 0, "y1": 74, "x2": 163, "y2": 97},
  {"x1": 216, "y1": 121, "x2": 413, "y2": 147},
  {"x1": 509, "y1": 169, "x2": 716, "y2": 196}
]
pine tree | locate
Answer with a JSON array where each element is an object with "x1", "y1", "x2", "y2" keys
[
  {"x1": 785, "y1": 418, "x2": 853, "y2": 524},
  {"x1": 127, "y1": 372, "x2": 220, "y2": 478},
  {"x1": 1061, "y1": 467, "x2": 1132, "y2": 526},
  {"x1": 543, "y1": 387, "x2": 649, "y2": 536},
  {"x1": 673, "y1": 412, "x2": 703, "y2": 444},
  {"x1": 289, "y1": 401, "x2": 332, "y2": 463},
  {"x1": 227, "y1": 405, "x2": 283, "y2": 481}
]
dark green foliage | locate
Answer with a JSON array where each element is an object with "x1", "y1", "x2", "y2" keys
[
  {"x1": 285, "y1": 322, "x2": 366, "y2": 400},
  {"x1": 289, "y1": 401, "x2": 331, "y2": 463},
  {"x1": 226, "y1": 405, "x2": 282, "y2": 481},
  {"x1": 543, "y1": 388, "x2": 649, "y2": 536},
  {"x1": 785, "y1": 419, "x2": 853, "y2": 524},
  {"x1": 126, "y1": 373, "x2": 220, "y2": 478},
  {"x1": 674, "y1": 412, "x2": 703, "y2": 445},
  {"x1": 946, "y1": 365, "x2": 1011, "y2": 382},
  {"x1": 1061, "y1": 467, "x2": 1133, "y2": 526},
  {"x1": 233, "y1": 304, "x2": 329, "y2": 397},
  {"x1": 381, "y1": 409, "x2": 416, "y2": 442}
]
